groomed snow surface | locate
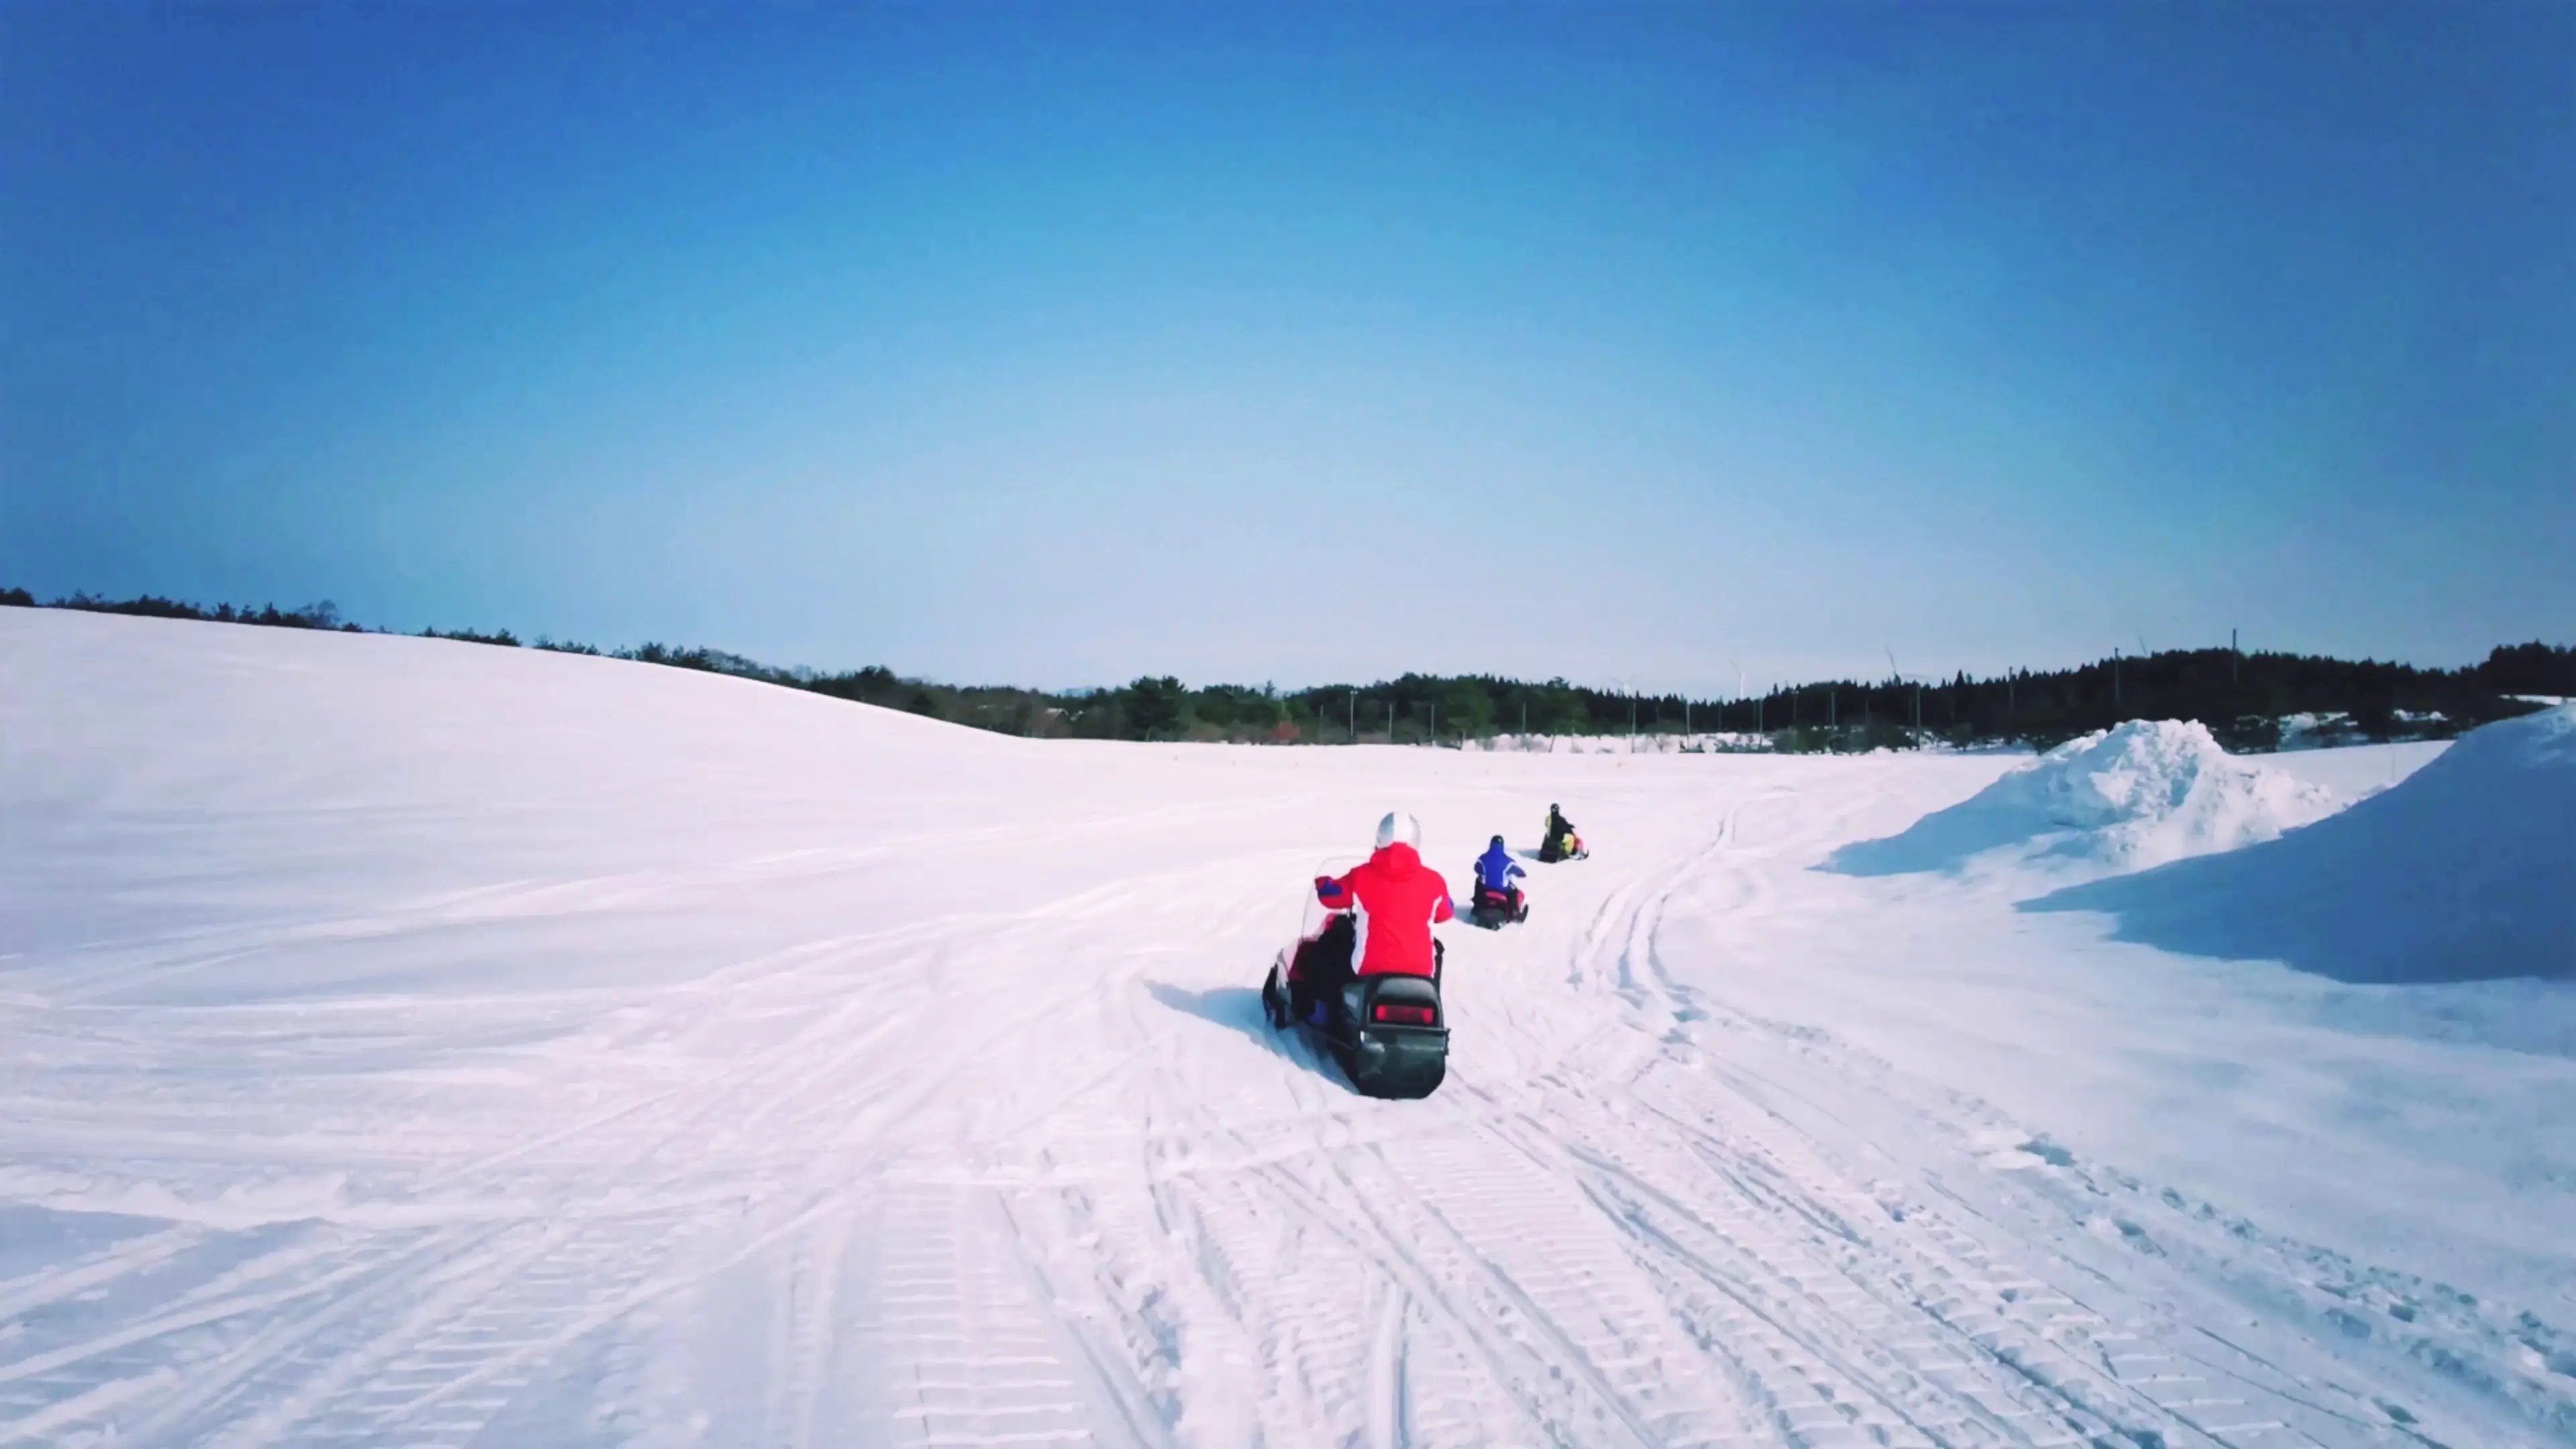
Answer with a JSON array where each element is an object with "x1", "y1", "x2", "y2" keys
[{"x1": 3, "y1": 610, "x2": 2571, "y2": 1448}]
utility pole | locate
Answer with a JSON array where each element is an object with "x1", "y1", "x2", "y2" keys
[
  {"x1": 1348, "y1": 690, "x2": 1356, "y2": 743},
  {"x1": 1886, "y1": 646, "x2": 1904, "y2": 741}
]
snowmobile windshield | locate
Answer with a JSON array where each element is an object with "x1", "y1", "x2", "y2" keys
[{"x1": 1295, "y1": 854, "x2": 1368, "y2": 943}]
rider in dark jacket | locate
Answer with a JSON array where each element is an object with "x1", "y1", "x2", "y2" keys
[{"x1": 1541, "y1": 803, "x2": 1578, "y2": 861}]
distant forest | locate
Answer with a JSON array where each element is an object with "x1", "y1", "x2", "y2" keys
[{"x1": 9, "y1": 586, "x2": 2568, "y2": 751}]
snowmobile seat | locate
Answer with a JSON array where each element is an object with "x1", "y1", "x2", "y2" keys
[{"x1": 1356, "y1": 973, "x2": 1441, "y2": 1027}]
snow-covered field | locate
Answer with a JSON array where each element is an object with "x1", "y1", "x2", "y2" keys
[{"x1": 3, "y1": 609, "x2": 2571, "y2": 1448}]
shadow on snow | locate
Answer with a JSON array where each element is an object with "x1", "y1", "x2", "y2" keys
[
  {"x1": 1820, "y1": 796, "x2": 2068, "y2": 877},
  {"x1": 1144, "y1": 982, "x2": 1273, "y2": 1050},
  {"x1": 2017, "y1": 830, "x2": 2573, "y2": 987},
  {"x1": 1144, "y1": 981, "x2": 1361, "y2": 1089}
]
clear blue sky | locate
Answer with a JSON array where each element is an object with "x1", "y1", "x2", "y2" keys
[{"x1": 6, "y1": 3, "x2": 2569, "y2": 693}]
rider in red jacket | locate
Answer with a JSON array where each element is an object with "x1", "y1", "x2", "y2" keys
[{"x1": 1314, "y1": 811, "x2": 1454, "y2": 978}]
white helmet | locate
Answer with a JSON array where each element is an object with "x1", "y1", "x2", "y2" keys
[{"x1": 1375, "y1": 810, "x2": 1421, "y2": 850}]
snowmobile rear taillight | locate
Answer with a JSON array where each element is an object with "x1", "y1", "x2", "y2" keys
[{"x1": 1371, "y1": 1004, "x2": 1436, "y2": 1026}]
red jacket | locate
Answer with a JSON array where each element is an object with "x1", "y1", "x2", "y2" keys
[{"x1": 1316, "y1": 843, "x2": 1454, "y2": 977}]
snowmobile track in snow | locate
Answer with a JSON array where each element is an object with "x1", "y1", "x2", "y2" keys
[
  {"x1": 6, "y1": 619, "x2": 2566, "y2": 1448},
  {"x1": 0, "y1": 821, "x2": 2528, "y2": 1445}
]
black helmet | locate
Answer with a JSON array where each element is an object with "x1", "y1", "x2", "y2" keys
[{"x1": 1490, "y1": 834, "x2": 1505, "y2": 847}]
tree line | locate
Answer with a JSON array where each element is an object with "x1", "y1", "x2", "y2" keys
[{"x1": 9, "y1": 586, "x2": 2565, "y2": 750}]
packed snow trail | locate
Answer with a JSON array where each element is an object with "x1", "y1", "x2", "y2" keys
[{"x1": 3, "y1": 612, "x2": 2571, "y2": 1447}]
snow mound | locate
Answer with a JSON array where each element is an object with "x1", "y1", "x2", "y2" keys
[
  {"x1": 2029, "y1": 704, "x2": 2576, "y2": 983},
  {"x1": 1995, "y1": 720, "x2": 2343, "y2": 868},
  {"x1": 1829, "y1": 719, "x2": 2340, "y2": 876}
]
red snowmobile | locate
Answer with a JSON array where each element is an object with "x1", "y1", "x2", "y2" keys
[{"x1": 1465, "y1": 877, "x2": 1529, "y2": 930}]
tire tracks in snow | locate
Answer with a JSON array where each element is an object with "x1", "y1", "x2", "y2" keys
[
  {"x1": 1455, "y1": 786, "x2": 2407, "y2": 1448},
  {"x1": 7, "y1": 763, "x2": 2540, "y2": 1446},
  {"x1": 0, "y1": 904, "x2": 1076, "y2": 1446}
]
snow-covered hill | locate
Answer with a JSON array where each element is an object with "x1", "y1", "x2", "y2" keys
[{"x1": 3, "y1": 610, "x2": 2571, "y2": 1446}]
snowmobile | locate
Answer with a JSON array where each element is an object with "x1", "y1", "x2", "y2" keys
[
  {"x1": 1536, "y1": 829, "x2": 1587, "y2": 863},
  {"x1": 1260, "y1": 887, "x2": 1449, "y2": 1099},
  {"x1": 1464, "y1": 877, "x2": 1528, "y2": 930}
]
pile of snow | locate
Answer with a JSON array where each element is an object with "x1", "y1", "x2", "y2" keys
[
  {"x1": 2006, "y1": 720, "x2": 2345, "y2": 867},
  {"x1": 2277, "y1": 712, "x2": 2353, "y2": 749},
  {"x1": 2032, "y1": 704, "x2": 2576, "y2": 983},
  {"x1": 1830, "y1": 718, "x2": 2340, "y2": 876}
]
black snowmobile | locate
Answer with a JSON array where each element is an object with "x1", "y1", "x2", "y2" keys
[
  {"x1": 1261, "y1": 900, "x2": 1448, "y2": 1100},
  {"x1": 1536, "y1": 810, "x2": 1588, "y2": 863}
]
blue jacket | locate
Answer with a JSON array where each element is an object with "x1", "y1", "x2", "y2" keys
[{"x1": 1474, "y1": 842, "x2": 1524, "y2": 894}]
